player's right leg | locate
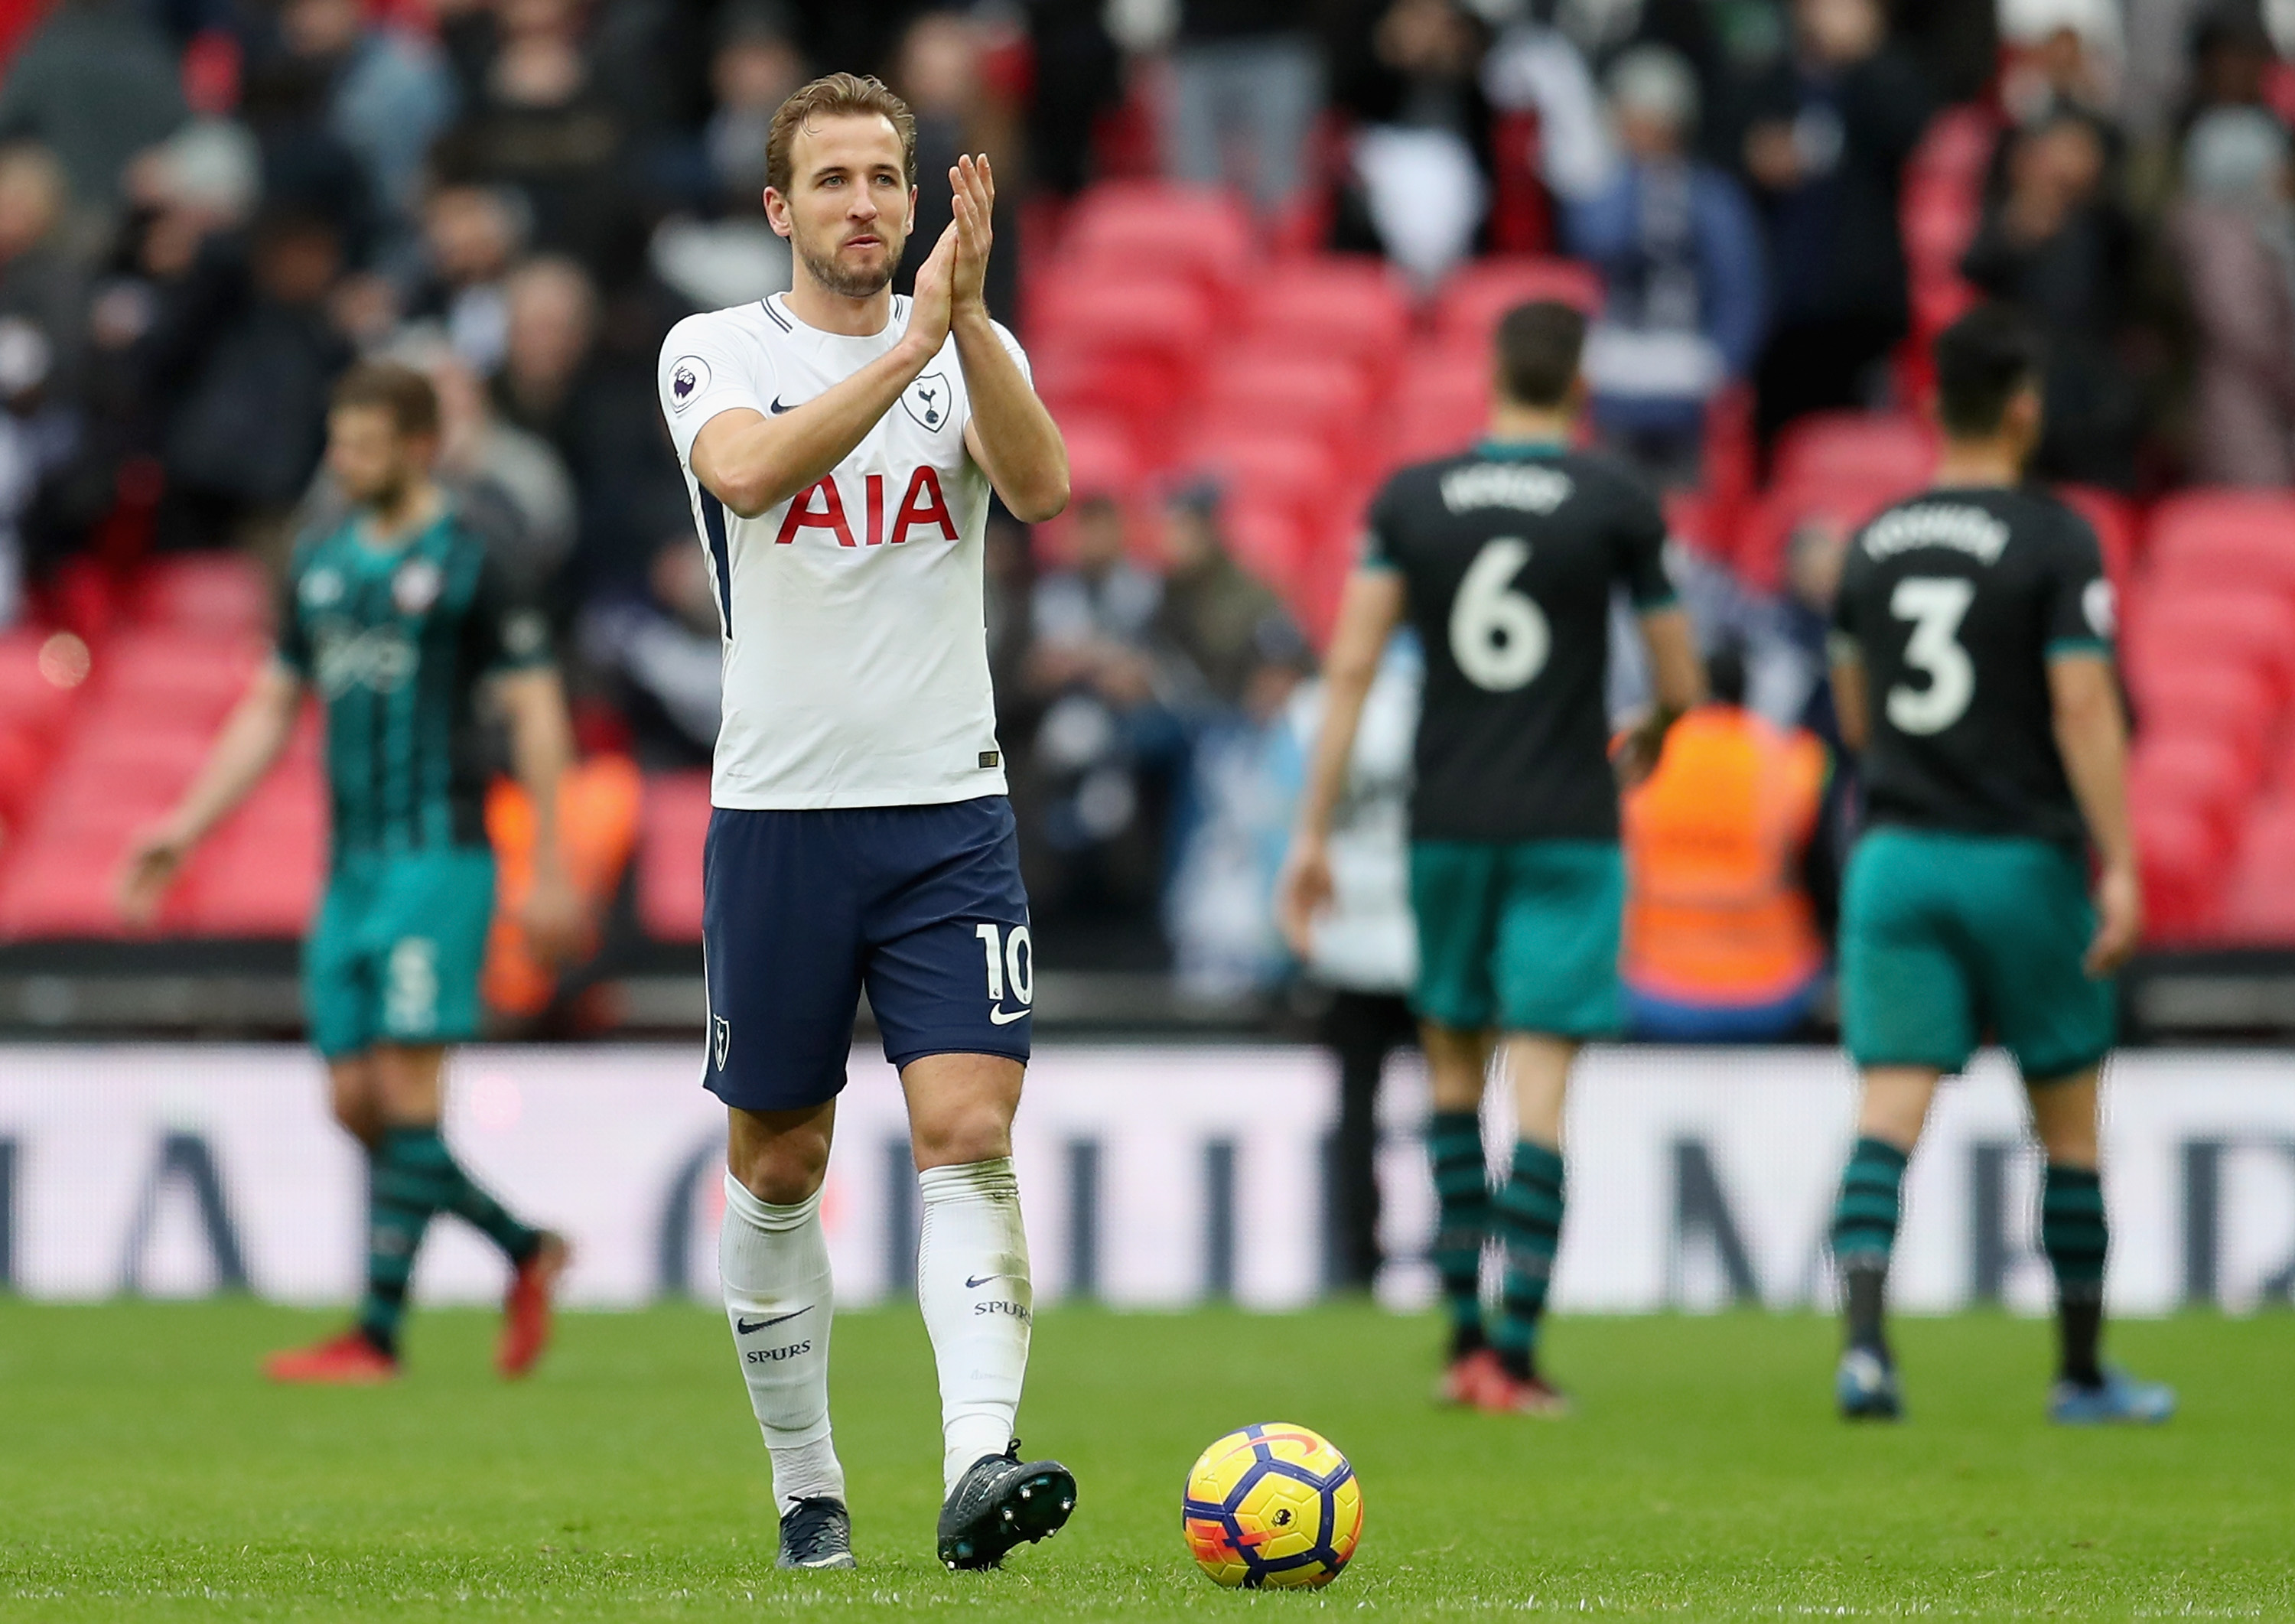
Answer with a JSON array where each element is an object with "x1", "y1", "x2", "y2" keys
[
  {"x1": 703, "y1": 805, "x2": 868, "y2": 1570},
  {"x1": 1831, "y1": 829, "x2": 1981, "y2": 1421},
  {"x1": 265, "y1": 1050, "x2": 406, "y2": 1384},
  {"x1": 1406, "y1": 838, "x2": 1506, "y2": 1402},
  {"x1": 1829, "y1": 1066, "x2": 1939, "y2": 1420},
  {"x1": 1421, "y1": 1022, "x2": 1497, "y2": 1403}
]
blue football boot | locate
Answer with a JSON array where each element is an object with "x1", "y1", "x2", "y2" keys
[
  {"x1": 1836, "y1": 1346, "x2": 1903, "y2": 1421},
  {"x1": 2048, "y1": 1368, "x2": 2176, "y2": 1426}
]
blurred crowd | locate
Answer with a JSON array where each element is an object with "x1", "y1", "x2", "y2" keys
[{"x1": 0, "y1": 0, "x2": 2291, "y2": 980}]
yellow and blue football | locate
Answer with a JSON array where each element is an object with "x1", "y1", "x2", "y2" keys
[{"x1": 1180, "y1": 1421, "x2": 1362, "y2": 1589}]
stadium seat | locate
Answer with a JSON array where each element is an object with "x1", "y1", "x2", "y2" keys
[
  {"x1": 1771, "y1": 412, "x2": 1936, "y2": 492},
  {"x1": 1178, "y1": 434, "x2": 1345, "y2": 548},
  {"x1": 132, "y1": 552, "x2": 272, "y2": 636},
  {"x1": 1199, "y1": 356, "x2": 1373, "y2": 460},
  {"x1": 2134, "y1": 664, "x2": 2278, "y2": 783},
  {"x1": 637, "y1": 770, "x2": 711, "y2": 942},
  {"x1": 93, "y1": 630, "x2": 264, "y2": 725},
  {"x1": 1381, "y1": 356, "x2": 1489, "y2": 470},
  {"x1": 1242, "y1": 257, "x2": 1413, "y2": 387},
  {"x1": 2131, "y1": 733, "x2": 2253, "y2": 853},
  {"x1": 2056, "y1": 485, "x2": 2138, "y2": 607},
  {"x1": 1056, "y1": 183, "x2": 1252, "y2": 297},
  {"x1": 1429, "y1": 257, "x2": 1603, "y2": 351},
  {"x1": 2121, "y1": 591, "x2": 2295, "y2": 705},
  {"x1": 1733, "y1": 479, "x2": 1912, "y2": 594},
  {"x1": 1058, "y1": 415, "x2": 1141, "y2": 504},
  {"x1": 2144, "y1": 490, "x2": 2295, "y2": 599},
  {"x1": 1219, "y1": 500, "x2": 1310, "y2": 595},
  {"x1": 2136, "y1": 799, "x2": 2228, "y2": 941},
  {"x1": 175, "y1": 780, "x2": 326, "y2": 936},
  {"x1": 0, "y1": 826, "x2": 140, "y2": 937}
]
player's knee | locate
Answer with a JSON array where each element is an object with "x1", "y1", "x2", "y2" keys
[
  {"x1": 911, "y1": 1108, "x2": 1012, "y2": 1171},
  {"x1": 728, "y1": 1132, "x2": 829, "y2": 1206}
]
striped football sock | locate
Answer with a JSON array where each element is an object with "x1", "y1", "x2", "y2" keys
[
  {"x1": 1491, "y1": 1139, "x2": 1565, "y2": 1380},
  {"x1": 2041, "y1": 1163, "x2": 2108, "y2": 1388},
  {"x1": 1426, "y1": 1110, "x2": 1490, "y2": 1359},
  {"x1": 1831, "y1": 1136, "x2": 1908, "y2": 1356}
]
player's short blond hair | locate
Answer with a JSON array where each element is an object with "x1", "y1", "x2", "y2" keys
[{"x1": 764, "y1": 73, "x2": 918, "y2": 197}]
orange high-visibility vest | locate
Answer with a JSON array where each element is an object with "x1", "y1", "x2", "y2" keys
[{"x1": 1623, "y1": 707, "x2": 1828, "y2": 1006}]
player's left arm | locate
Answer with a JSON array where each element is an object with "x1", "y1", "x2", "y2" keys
[
  {"x1": 947, "y1": 155, "x2": 1069, "y2": 523},
  {"x1": 1613, "y1": 497, "x2": 1706, "y2": 785},
  {"x1": 494, "y1": 664, "x2": 587, "y2": 967},
  {"x1": 2044, "y1": 519, "x2": 2140, "y2": 974}
]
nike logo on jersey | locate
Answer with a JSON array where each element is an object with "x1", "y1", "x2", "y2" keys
[
  {"x1": 735, "y1": 1307, "x2": 811, "y2": 1334},
  {"x1": 989, "y1": 1006, "x2": 1029, "y2": 1025},
  {"x1": 769, "y1": 395, "x2": 795, "y2": 413}
]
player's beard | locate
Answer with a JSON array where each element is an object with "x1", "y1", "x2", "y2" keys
[{"x1": 795, "y1": 220, "x2": 908, "y2": 300}]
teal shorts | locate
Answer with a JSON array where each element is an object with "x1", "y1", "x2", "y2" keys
[
  {"x1": 304, "y1": 848, "x2": 497, "y2": 1059},
  {"x1": 1408, "y1": 838, "x2": 1624, "y2": 1038},
  {"x1": 1840, "y1": 828, "x2": 2114, "y2": 1082}
]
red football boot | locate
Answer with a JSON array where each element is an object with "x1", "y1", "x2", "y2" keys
[
  {"x1": 264, "y1": 1329, "x2": 399, "y2": 1385},
  {"x1": 497, "y1": 1231, "x2": 570, "y2": 1378},
  {"x1": 1473, "y1": 1365, "x2": 1572, "y2": 1417},
  {"x1": 1435, "y1": 1347, "x2": 1502, "y2": 1406}
]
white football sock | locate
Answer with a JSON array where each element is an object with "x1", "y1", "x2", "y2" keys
[
  {"x1": 720, "y1": 1173, "x2": 845, "y2": 1517},
  {"x1": 916, "y1": 1156, "x2": 1034, "y2": 1494}
]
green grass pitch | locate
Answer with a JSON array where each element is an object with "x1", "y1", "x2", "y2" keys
[{"x1": 2, "y1": 1300, "x2": 2288, "y2": 1620}]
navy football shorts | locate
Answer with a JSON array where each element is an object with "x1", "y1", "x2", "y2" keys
[{"x1": 701, "y1": 796, "x2": 1034, "y2": 1111}]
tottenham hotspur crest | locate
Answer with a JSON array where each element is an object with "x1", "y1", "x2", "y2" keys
[
  {"x1": 713, "y1": 1014, "x2": 731, "y2": 1070},
  {"x1": 900, "y1": 370, "x2": 951, "y2": 432}
]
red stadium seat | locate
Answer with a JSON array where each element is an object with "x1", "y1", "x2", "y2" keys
[
  {"x1": 2121, "y1": 591, "x2": 2295, "y2": 705},
  {"x1": 1200, "y1": 356, "x2": 1373, "y2": 459},
  {"x1": 1030, "y1": 278, "x2": 1217, "y2": 457},
  {"x1": 2130, "y1": 733, "x2": 2253, "y2": 853},
  {"x1": 2135, "y1": 799, "x2": 2228, "y2": 942},
  {"x1": 92, "y1": 630, "x2": 264, "y2": 727},
  {"x1": 1057, "y1": 415, "x2": 1141, "y2": 503},
  {"x1": 1734, "y1": 479, "x2": 1912, "y2": 594},
  {"x1": 1058, "y1": 184, "x2": 1252, "y2": 297},
  {"x1": 2218, "y1": 806, "x2": 2295, "y2": 942},
  {"x1": 2144, "y1": 490, "x2": 2295, "y2": 600},
  {"x1": 175, "y1": 770, "x2": 326, "y2": 935},
  {"x1": 1772, "y1": 412, "x2": 1936, "y2": 491},
  {"x1": 1430, "y1": 257, "x2": 1603, "y2": 351},
  {"x1": 1242, "y1": 257, "x2": 1414, "y2": 386},
  {"x1": 1220, "y1": 500, "x2": 1310, "y2": 595},
  {"x1": 132, "y1": 552, "x2": 272, "y2": 636},
  {"x1": 1380, "y1": 356, "x2": 1489, "y2": 470},
  {"x1": 637, "y1": 770, "x2": 711, "y2": 942},
  {"x1": 0, "y1": 827, "x2": 138, "y2": 937},
  {"x1": 1178, "y1": 434, "x2": 1345, "y2": 545},
  {"x1": 2134, "y1": 664, "x2": 2278, "y2": 783},
  {"x1": 2056, "y1": 485, "x2": 2138, "y2": 610}
]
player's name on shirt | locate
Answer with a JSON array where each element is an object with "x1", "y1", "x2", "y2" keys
[
  {"x1": 1437, "y1": 462, "x2": 1574, "y2": 516},
  {"x1": 1857, "y1": 503, "x2": 2010, "y2": 565}
]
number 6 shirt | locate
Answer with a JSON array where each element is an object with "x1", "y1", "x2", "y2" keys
[
  {"x1": 1361, "y1": 443, "x2": 1675, "y2": 844},
  {"x1": 656, "y1": 292, "x2": 1030, "y2": 810},
  {"x1": 1829, "y1": 485, "x2": 2114, "y2": 848}
]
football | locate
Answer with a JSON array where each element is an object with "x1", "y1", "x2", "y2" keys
[{"x1": 1180, "y1": 1422, "x2": 1363, "y2": 1589}]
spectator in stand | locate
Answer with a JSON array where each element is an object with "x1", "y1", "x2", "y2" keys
[
  {"x1": 267, "y1": 0, "x2": 458, "y2": 239},
  {"x1": 1994, "y1": 0, "x2": 2125, "y2": 197},
  {"x1": 0, "y1": 317, "x2": 91, "y2": 629},
  {"x1": 0, "y1": 0, "x2": 187, "y2": 223},
  {"x1": 238, "y1": 57, "x2": 381, "y2": 272},
  {"x1": 1022, "y1": 490, "x2": 1169, "y2": 942},
  {"x1": 1153, "y1": 480, "x2": 1307, "y2": 711},
  {"x1": 1161, "y1": 0, "x2": 1323, "y2": 210},
  {"x1": 894, "y1": 10, "x2": 1019, "y2": 322},
  {"x1": 1284, "y1": 632, "x2": 1420, "y2": 1292},
  {"x1": 148, "y1": 207, "x2": 356, "y2": 553},
  {"x1": 579, "y1": 535, "x2": 725, "y2": 766},
  {"x1": 1328, "y1": 0, "x2": 1493, "y2": 289},
  {"x1": 1024, "y1": 0, "x2": 1124, "y2": 197},
  {"x1": 405, "y1": 184, "x2": 529, "y2": 375},
  {"x1": 492, "y1": 255, "x2": 686, "y2": 599},
  {"x1": 1564, "y1": 44, "x2": 1764, "y2": 484},
  {"x1": 2177, "y1": 4, "x2": 2281, "y2": 145},
  {"x1": 0, "y1": 145, "x2": 90, "y2": 402},
  {"x1": 646, "y1": 5, "x2": 801, "y2": 314},
  {"x1": 1961, "y1": 111, "x2": 2144, "y2": 488},
  {"x1": 2173, "y1": 106, "x2": 2295, "y2": 485},
  {"x1": 431, "y1": 0, "x2": 644, "y2": 289},
  {"x1": 1740, "y1": 0, "x2": 1930, "y2": 444},
  {"x1": 1621, "y1": 640, "x2": 1829, "y2": 1041}
]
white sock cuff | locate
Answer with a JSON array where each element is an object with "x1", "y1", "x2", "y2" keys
[
  {"x1": 723, "y1": 1172, "x2": 822, "y2": 1233},
  {"x1": 917, "y1": 1156, "x2": 1017, "y2": 1203}
]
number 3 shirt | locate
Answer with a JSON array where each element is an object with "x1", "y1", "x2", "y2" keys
[
  {"x1": 1362, "y1": 443, "x2": 1675, "y2": 845},
  {"x1": 1830, "y1": 486, "x2": 2114, "y2": 848},
  {"x1": 656, "y1": 293, "x2": 1030, "y2": 811}
]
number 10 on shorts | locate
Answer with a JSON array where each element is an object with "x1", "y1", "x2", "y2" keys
[{"x1": 975, "y1": 923, "x2": 1034, "y2": 1020}]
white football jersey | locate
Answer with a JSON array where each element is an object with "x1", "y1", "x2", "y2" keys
[{"x1": 656, "y1": 292, "x2": 1028, "y2": 809}]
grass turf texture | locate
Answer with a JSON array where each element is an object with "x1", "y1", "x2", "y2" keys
[{"x1": 1, "y1": 1303, "x2": 2287, "y2": 1620}]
